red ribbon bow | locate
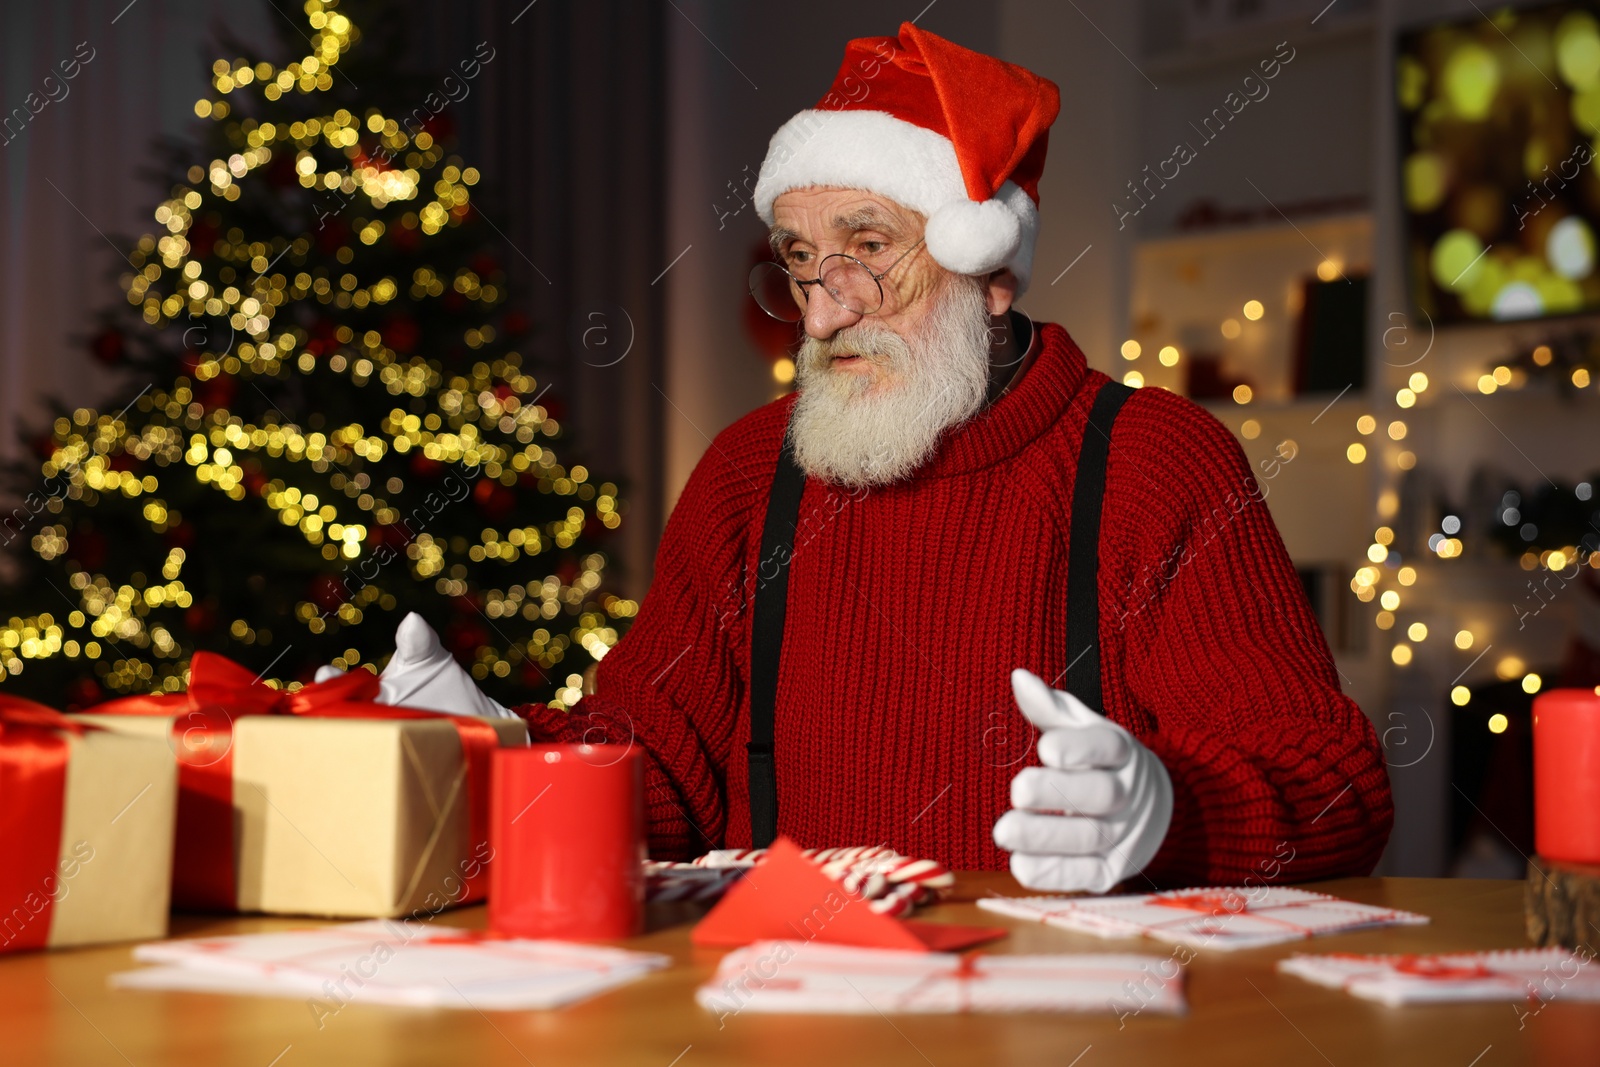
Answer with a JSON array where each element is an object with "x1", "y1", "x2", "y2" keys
[
  {"x1": 89, "y1": 653, "x2": 501, "y2": 911},
  {"x1": 1149, "y1": 891, "x2": 1251, "y2": 917}
]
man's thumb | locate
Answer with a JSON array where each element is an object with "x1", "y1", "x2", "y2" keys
[{"x1": 1010, "y1": 668, "x2": 1101, "y2": 731}]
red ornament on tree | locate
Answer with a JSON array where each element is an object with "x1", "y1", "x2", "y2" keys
[
  {"x1": 473, "y1": 478, "x2": 515, "y2": 522},
  {"x1": 71, "y1": 529, "x2": 107, "y2": 571},
  {"x1": 265, "y1": 152, "x2": 299, "y2": 188},
  {"x1": 444, "y1": 619, "x2": 488, "y2": 661},
  {"x1": 316, "y1": 216, "x2": 350, "y2": 256},
  {"x1": 383, "y1": 314, "x2": 419, "y2": 353},
  {"x1": 188, "y1": 219, "x2": 218, "y2": 258},
  {"x1": 90, "y1": 327, "x2": 126, "y2": 366},
  {"x1": 185, "y1": 599, "x2": 219, "y2": 636},
  {"x1": 197, "y1": 374, "x2": 237, "y2": 410},
  {"x1": 409, "y1": 453, "x2": 444, "y2": 480},
  {"x1": 64, "y1": 677, "x2": 104, "y2": 711},
  {"x1": 390, "y1": 222, "x2": 420, "y2": 253},
  {"x1": 310, "y1": 574, "x2": 351, "y2": 613}
]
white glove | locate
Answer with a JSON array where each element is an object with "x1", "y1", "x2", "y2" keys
[
  {"x1": 314, "y1": 612, "x2": 518, "y2": 719},
  {"x1": 991, "y1": 668, "x2": 1173, "y2": 894}
]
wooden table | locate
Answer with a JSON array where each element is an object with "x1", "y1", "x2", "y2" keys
[{"x1": 2, "y1": 875, "x2": 1593, "y2": 1066}]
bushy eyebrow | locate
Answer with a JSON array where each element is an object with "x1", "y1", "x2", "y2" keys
[
  {"x1": 768, "y1": 226, "x2": 799, "y2": 257},
  {"x1": 831, "y1": 208, "x2": 901, "y2": 237},
  {"x1": 768, "y1": 209, "x2": 907, "y2": 257}
]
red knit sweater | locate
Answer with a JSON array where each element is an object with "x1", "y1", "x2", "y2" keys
[{"x1": 523, "y1": 322, "x2": 1393, "y2": 885}]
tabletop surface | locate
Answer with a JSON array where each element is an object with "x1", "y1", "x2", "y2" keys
[{"x1": 1, "y1": 874, "x2": 1592, "y2": 1067}]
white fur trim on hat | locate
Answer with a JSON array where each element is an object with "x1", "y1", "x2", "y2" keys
[
  {"x1": 753, "y1": 109, "x2": 965, "y2": 222},
  {"x1": 753, "y1": 109, "x2": 1041, "y2": 292}
]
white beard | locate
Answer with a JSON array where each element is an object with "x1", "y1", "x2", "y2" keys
[{"x1": 787, "y1": 276, "x2": 993, "y2": 488}]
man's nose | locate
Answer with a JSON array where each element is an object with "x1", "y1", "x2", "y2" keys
[{"x1": 802, "y1": 284, "x2": 863, "y2": 339}]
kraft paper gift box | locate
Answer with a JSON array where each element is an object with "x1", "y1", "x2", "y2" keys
[
  {"x1": 1, "y1": 696, "x2": 178, "y2": 953},
  {"x1": 78, "y1": 653, "x2": 528, "y2": 919}
]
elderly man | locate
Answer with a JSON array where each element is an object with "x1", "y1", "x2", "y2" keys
[{"x1": 378, "y1": 23, "x2": 1392, "y2": 893}]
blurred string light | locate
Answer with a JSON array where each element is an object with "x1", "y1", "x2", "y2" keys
[
  {"x1": 1402, "y1": 14, "x2": 1600, "y2": 321},
  {"x1": 0, "y1": 0, "x2": 632, "y2": 705}
]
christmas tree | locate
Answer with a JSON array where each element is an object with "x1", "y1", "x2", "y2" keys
[{"x1": 0, "y1": 0, "x2": 633, "y2": 710}]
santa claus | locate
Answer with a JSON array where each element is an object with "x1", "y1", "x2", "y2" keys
[{"x1": 346, "y1": 23, "x2": 1392, "y2": 893}]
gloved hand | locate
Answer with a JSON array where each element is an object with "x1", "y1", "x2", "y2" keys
[
  {"x1": 314, "y1": 612, "x2": 518, "y2": 719},
  {"x1": 991, "y1": 668, "x2": 1172, "y2": 894}
]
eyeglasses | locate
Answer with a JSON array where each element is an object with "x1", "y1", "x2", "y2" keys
[{"x1": 748, "y1": 238, "x2": 926, "y2": 323}]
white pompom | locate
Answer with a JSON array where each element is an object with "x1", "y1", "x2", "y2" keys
[{"x1": 925, "y1": 197, "x2": 1023, "y2": 275}]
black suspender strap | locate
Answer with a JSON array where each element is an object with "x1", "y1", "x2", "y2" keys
[
  {"x1": 747, "y1": 432, "x2": 807, "y2": 849},
  {"x1": 746, "y1": 376, "x2": 1134, "y2": 848},
  {"x1": 1065, "y1": 381, "x2": 1134, "y2": 711}
]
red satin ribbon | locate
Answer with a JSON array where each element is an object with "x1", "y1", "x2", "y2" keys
[
  {"x1": 89, "y1": 652, "x2": 500, "y2": 911},
  {"x1": 0, "y1": 696, "x2": 96, "y2": 952}
]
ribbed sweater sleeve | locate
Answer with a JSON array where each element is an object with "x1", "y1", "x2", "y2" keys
[
  {"x1": 1100, "y1": 389, "x2": 1393, "y2": 885},
  {"x1": 518, "y1": 420, "x2": 770, "y2": 860}
]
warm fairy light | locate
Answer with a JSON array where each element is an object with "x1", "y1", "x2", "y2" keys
[
  {"x1": 1488, "y1": 713, "x2": 1508, "y2": 734},
  {"x1": 1376, "y1": 611, "x2": 1395, "y2": 629},
  {"x1": 1496, "y1": 656, "x2": 1526, "y2": 680},
  {"x1": 1392, "y1": 643, "x2": 1413, "y2": 666},
  {"x1": 772, "y1": 357, "x2": 795, "y2": 384},
  {"x1": 1409, "y1": 372, "x2": 1429, "y2": 391},
  {"x1": 1124, "y1": 370, "x2": 1145, "y2": 387},
  {"x1": 1548, "y1": 550, "x2": 1569, "y2": 571},
  {"x1": 1522, "y1": 673, "x2": 1542, "y2": 694},
  {"x1": 1455, "y1": 629, "x2": 1473, "y2": 649},
  {"x1": 1356, "y1": 415, "x2": 1376, "y2": 435},
  {"x1": 1388, "y1": 420, "x2": 1408, "y2": 440},
  {"x1": 1408, "y1": 622, "x2": 1428, "y2": 641},
  {"x1": 1396, "y1": 388, "x2": 1416, "y2": 408},
  {"x1": 1240, "y1": 419, "x2": 1260, "y2": 439},
  {"x1": 1397, "y1": 451, "x2": 1417, "y2": 470},
  {"x1": 1121, "y1": 339, "x2": 1141, "y2": 360},
  {"x1": 1368, "y1": 543, "x2": 1388, "y2": 563},
  {"x1": 1493, "y1": 365, "x2": 1513, "y2": 386},
  {"x1": 1158, "y1": 345, "x2": 1180, "y2": 366},
  {"x1": 1317, "y1": 259, "x2": 1342, "y2": 281},
  {"x1": 1397, "y1": 566, "x2": 1416, "y2": 586},
  {"x1": 1220, "y1": 318, "x2": 1242, "y2": 339},
  {"x1": 1575, "y1": 367, "x2": 1593, "y2": 388},
  {"x1": 1451, "y1": 685, "x2": 1471, "y2": 705},
  {"x1": 1477, "y1": 374, "x2": 1498, "y2": 394},
  {"x1": 1375, "y1": 526, "x2": 1394, "y2": 545},
  {"x1": 1347, "y1": 443, "x2": 1367, "y2": 463},
  {"x1": 1233, "y1": 384, "x2": 1253, "y2": 404},
  {"x1": 1380, "y1": 590, "x2": 1401, "y2": 611},
  {"x1": 1532, "y1": 345, "x2": 1552, "y2": 366},
  {"x1": 1243, "y1": 299, "x2": 1265, "y2": 320}
]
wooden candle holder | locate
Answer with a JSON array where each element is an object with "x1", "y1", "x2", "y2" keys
[{"x1": 1525, "y1": 855, "x2": 1600, "y2": 955}]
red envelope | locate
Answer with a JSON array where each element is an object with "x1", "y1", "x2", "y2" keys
[{"x1": 691, "y1": 837, "x2": 1006, "y2": 952}]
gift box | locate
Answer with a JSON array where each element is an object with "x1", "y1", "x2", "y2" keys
[
  {"x1": 2, "y1": 696, "x2": 178, "y2": 953},
  {"x1": 78, "y1": 654, "x2": 527, "y2": 919}
]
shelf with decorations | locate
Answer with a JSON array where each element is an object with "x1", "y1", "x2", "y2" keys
[{"x1": 1123, "y1": 212, "x2": 1379, "y2": 668}]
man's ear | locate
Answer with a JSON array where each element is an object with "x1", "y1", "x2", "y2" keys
[{"x1": 984, "y1": 269, "x2": 1019, "y2": 316}]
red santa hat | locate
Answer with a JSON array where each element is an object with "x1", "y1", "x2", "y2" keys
[{"x1": 753, "y1": 23, "x2": 1060, "y2": 293}]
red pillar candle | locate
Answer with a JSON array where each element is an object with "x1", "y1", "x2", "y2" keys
[
  {"x1": 489, "y1": 745, "x2": 645, "y2": 940},
  {"x1": 1532, "y1": 687, "x2": 1600, "y2": 865}
]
